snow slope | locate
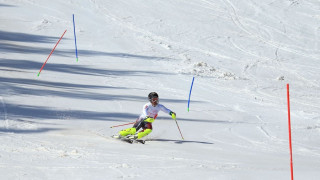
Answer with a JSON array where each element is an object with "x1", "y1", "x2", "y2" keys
[{"x1": 0, "y1": 0, "x2": 320, "y2": 179}]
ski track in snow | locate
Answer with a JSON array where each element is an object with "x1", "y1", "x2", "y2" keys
[
  {"x1": 91, "y1": 0, "x2": 243, "y2": 80},
  {"x1": 222, "y1": 0, "x2": 318, "y2": 60}
]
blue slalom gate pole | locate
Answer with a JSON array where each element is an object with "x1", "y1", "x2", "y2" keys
[
  {"x1": 73, "y1": 14, "x2": 79, "y2": 62},
  {"x1": 188, "y1": 77, "x2": 195, "y2": 112}
]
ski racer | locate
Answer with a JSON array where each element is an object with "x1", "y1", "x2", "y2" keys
[{"x1": 118, "y1": 92, "x2": 176, "y2": 139}]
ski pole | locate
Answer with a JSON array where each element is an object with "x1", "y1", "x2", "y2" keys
[
  {"x1": 173, "y1": 114, "x2": 184, "y2": 140},
  {"x1": 110, "y1": 122, "x2": 135, "y2": 128}
]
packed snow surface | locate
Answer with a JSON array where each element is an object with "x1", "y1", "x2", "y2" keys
[{"x1": 0, "y1": 0, "x2": 319, "y2": 179}]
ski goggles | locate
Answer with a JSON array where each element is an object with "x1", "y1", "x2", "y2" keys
[{"x1": 151, "y1": 97, "x2": 159, "y2": 103}]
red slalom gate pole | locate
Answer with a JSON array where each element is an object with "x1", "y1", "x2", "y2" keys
[
  {"x1": 38, "y1": 29, "x2": 67, "y2": 76},
  {"x1": 110, "y1": 122, "x2": 135, "y2": 128},
  {"x1": 287, "y1": 84, "x2": 294, "y2": 180}
]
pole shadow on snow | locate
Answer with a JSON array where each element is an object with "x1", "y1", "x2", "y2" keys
[
  {"x1": 0, "y1": 58, "x2": 172, "y2": 77},
  {"x1": 0, "y1": 77, "x2": 127, "y2": 102},
  {"x1": 0, "y1": 30, "x2": 57, "y2": 43},
  {"x1": 0, "y1": 41, "x2": 170, "y2": 61},
  {"x1": 4, "y1": 102, "x2": 139, "y2": 122},
  {"x1": 159, "y1": 117, "x2": 245, "y2": 124},
  {"x1": 1, "y1": 101, "x2": 141, "y2": 134},
  {"x1": 0, "y1": 77, "x2": 148, "y2": 101},
  {"x1": 0, "y1": 29, "x2": 169, "y2": 60},
  {"x1": 0, "y1": 76, "x2": 111, "y2": 89},
  {"x1": 148, "y1": 138, "x2": 213, "y2": 145},
  {"x1": 0, "y1": 127, "x2": 61, "y2": 134},
  {"x1": 0, "y1": 3, "x2": 16, "y2": 7}
]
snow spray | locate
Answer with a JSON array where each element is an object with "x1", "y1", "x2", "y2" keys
[
  {"x1": 73, "y1": 14, "x2": 79, "y2": 62},
  {"x1": 287, "y1": 84, "x2": 294, "y2": 180},
  {"x1": 187, "y1": 76, "x2": 195, "y2": 112},
  {"x1": 37, "y1": 29, "x2": 67, "y2": 76}
]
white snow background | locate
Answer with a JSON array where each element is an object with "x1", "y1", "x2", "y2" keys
[{"x1": 0, "y1": 0, "x2": 320, "y2": 179}]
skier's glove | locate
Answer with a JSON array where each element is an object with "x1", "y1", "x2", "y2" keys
[{"x1": 169, "y1": 111, "x2": 176, "y2": 120}]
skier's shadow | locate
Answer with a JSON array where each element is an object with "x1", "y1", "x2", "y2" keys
[{"x1": 147, "y1": 138, "x2": 213, "y2": 145}]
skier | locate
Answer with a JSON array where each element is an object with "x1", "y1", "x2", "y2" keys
[{"x1": 118, "y1": 92, "x2": 176, "y2": 140}]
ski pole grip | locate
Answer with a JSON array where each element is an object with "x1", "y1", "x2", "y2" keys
[{"x1": 171, "y1": 113, "x2": 176, "y2": 120}]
